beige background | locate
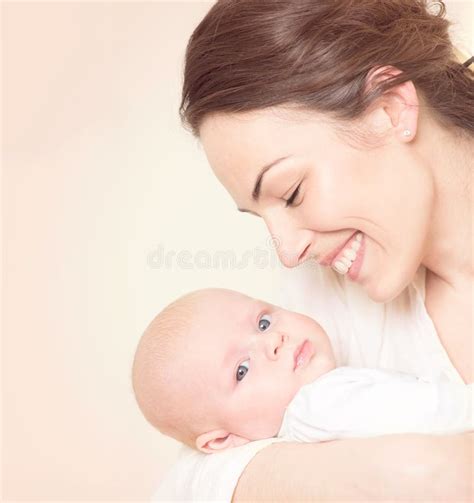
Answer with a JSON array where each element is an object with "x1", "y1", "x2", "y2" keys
[{"x1": 2, "y1": 1, "x2": 472, "y2": 500}]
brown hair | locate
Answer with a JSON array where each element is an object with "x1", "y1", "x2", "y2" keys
[{"x1": 180, "y1": 0, "x2": 473, "y2": 136}]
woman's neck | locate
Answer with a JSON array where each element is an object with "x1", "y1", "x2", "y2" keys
[{"x1": 419, "y1": 119, "x2": 474, "y2": 290}]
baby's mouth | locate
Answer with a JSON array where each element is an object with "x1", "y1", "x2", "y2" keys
[{"x1": 293, "y1": 340, "x2": 315, "y2": 370}]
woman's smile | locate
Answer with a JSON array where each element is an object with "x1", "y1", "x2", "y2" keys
[
  {"x1": 319, "y1": 231, "x2": 360, "y2": 266},
  {"x1": 301, "y1": 230, "x2": 366, "y2": 280},
  {"x1": 330, "y1": 232, "x2": 365, "y2": 280}
]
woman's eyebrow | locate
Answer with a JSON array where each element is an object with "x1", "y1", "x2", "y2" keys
[{"x1": 252, "y1": 156, "x2": 289, "y2": 201}]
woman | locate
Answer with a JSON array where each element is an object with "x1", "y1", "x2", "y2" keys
[{"x1": 156, "y1": 0, "x2": 473, "y2": 500}]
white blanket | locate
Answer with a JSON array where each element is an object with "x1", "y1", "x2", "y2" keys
[{"x1": 279, "y1": 367, "x2": 473, "y2": 442}]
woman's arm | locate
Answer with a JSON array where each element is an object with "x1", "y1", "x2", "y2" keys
[{"x1": 233, "y1": 433, "x2": 473, "y2": 501}]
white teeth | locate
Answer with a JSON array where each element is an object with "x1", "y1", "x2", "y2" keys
[
  {"x1": 334, "y1": 261, "x2": 349, "y2": 274},
  {"x1": 332, "y1": 233, "x2": 363, "y2": 275},
  {"x1": 343, "y1": 249, "x2": 356, "y2": 261},
  {"x1": 351, "y1": 241, "x2": 361, "y2": 252},
  {"x1": 340, "y1": 256, "x2": 352, "y2": 268}
]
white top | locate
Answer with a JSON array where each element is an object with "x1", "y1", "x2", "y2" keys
[
  {"x1": 279, "y1": 367, "x2": 473, "y2": 442},
  {"x1": 153, "y1": 265, "x2": 466, "y2": 502}
]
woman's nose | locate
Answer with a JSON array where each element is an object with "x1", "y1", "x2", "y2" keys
[{"x1": 265, "y1": 215, "x2": 312, "y2": 268}]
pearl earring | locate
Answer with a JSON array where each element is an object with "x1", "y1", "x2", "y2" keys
[{"x1": 403, "y1": 129, "x2": 411, "y2": 137}]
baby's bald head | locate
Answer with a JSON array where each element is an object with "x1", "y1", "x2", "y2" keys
[{"x1": 132, "y1": 289, "x2": 223, "y2": 447}]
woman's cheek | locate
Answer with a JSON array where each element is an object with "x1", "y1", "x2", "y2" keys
[
  {"x1": 304, "y1": 163, "x2": 361, "y2": 230},
  {"x1": 303, "y1": 189, "x2": 354, "y2": 232},
  {"x1": 300, "y1": 176, "x2": 338, "y2": 230}
]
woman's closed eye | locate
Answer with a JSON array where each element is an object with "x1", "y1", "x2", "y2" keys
[{"x1": 285, "y1": 183, "x2": 302, "y2": 207}]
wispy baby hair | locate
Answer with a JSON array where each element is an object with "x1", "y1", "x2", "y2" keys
[{"x1": 132, "y1": 290, "x2": 208, "y2": 447}]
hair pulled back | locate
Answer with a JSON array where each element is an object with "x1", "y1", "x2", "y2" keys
[{"x1": 180, "y1": 0, "x2": 473, "y2": 136}]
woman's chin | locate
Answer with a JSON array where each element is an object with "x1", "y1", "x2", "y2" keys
[
  {"x1": 364, "y1": 275, "x2": 412, "y2": 303},
  {"x1": 356, "y1": 251, "x2": 419, "y2": 303}
]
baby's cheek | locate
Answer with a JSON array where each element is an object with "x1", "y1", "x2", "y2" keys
[
  {"x1": 273, "y1": 380, "x2": 299, "y2": 415},
  {"x1": 251, "y1": 405, "x2": 287, "y2": 439}
]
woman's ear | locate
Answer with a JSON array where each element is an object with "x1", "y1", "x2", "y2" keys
[
  {"x1": 195, "y1": 429, "x2": 250, "y2": 454},
  {"x1": 363, "y1": 66, "x2": 419, "y2": 143}
]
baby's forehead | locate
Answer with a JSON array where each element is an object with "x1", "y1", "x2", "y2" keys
[
  {"x1": 193, "y1": 288, "x2": 256, "y2": 319},
  {"x1": 179, "y1": 289, "x2": 259, "y2": 341},
  {"x1": 165, "y1": 290, "x2": 264, "y2": 395}
]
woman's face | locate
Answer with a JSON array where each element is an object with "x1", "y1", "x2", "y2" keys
[{"x1": 200, "y1": 107, "x2": 434, "y2": 302}]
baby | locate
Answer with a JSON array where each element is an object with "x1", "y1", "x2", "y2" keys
[{"x1": 132, "y1": 288, "x2": 472, "y2": 453}]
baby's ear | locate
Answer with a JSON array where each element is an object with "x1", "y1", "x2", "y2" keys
[{"x1": 195, "y1": 429, "x2": 250, "y2": 454}]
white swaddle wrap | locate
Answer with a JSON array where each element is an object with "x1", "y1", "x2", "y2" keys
[
  {"x1": 279, "y1": 367, "x2": 473, "y2": 442},
  {"x1": 154, "y1": 265, "x2": 468, "y2": 502}
]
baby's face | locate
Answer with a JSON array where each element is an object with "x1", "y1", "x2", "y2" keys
[{"x1": 182, "y1": 289, "x2": 336, "y2": 451}]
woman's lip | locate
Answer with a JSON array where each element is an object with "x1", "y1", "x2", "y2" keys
[
  {"x1": 319, "y1": 231, "x2": 359, "y2": 266},
  {"x1": 293, "y1": 340, "x2": 315, "y2": 370},
  {"x1": 347, "y1": 235, "x2": 365, "y2": 280}
]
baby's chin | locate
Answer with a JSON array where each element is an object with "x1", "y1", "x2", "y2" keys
[{"x1": 301, "y1": 354, "x2": 337, "y2": 385}]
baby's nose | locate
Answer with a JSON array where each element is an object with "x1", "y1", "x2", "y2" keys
[{"x1": 264, "y1": 333, "x2": 288, "y2": 360}]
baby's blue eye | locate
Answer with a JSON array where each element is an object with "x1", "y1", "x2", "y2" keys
[
  {"x1": 258, "y1": 314, "x2": 272, "y2": 331},
  {"x1": 236, "y1": 360, "x2": 250, "y2": 382}
]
